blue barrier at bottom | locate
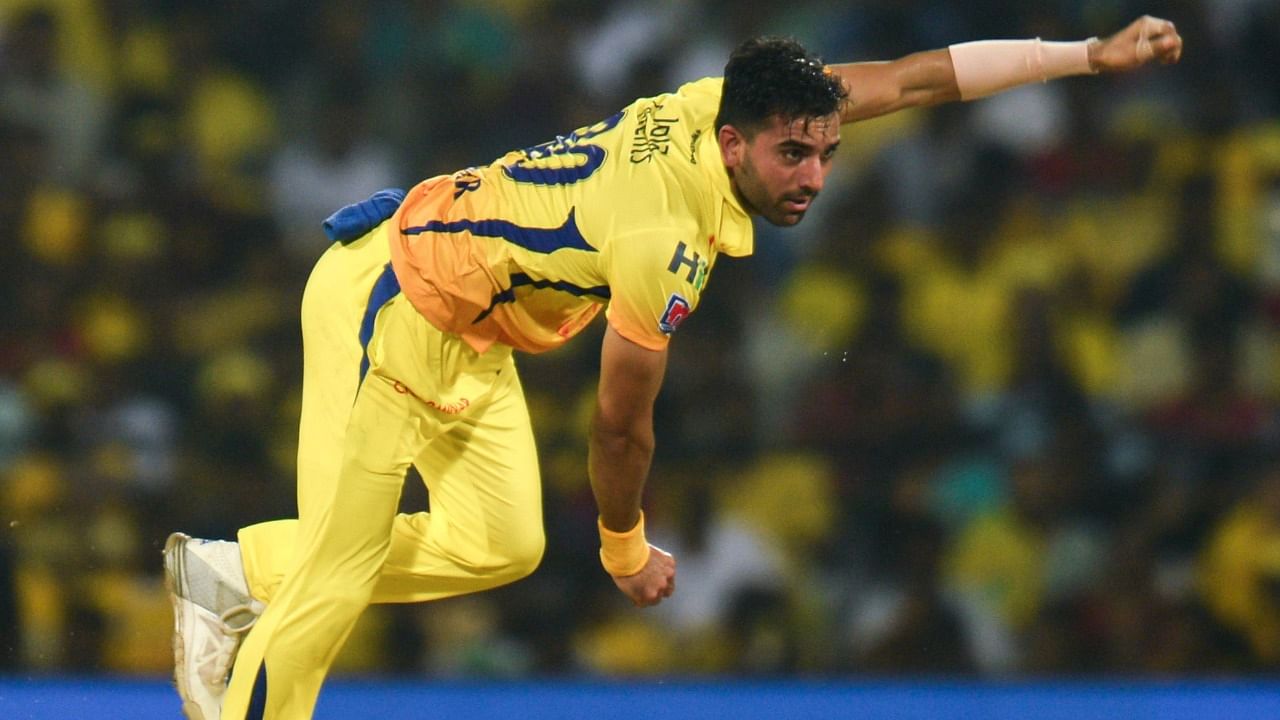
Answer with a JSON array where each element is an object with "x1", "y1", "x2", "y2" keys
[{"x1": 2, "y1": 677, "x2": 1278, "y2": 719}]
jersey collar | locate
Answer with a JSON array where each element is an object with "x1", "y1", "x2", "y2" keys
[{"x1": 698, "y1": 127, "x2": 754, "y2": 257}]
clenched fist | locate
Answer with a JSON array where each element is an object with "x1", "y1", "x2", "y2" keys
[
  {"x1": 611, "y1": 544, "x2": 676, "y2": 607},
  {"x1": 1090, "y1": 15, "x2": 1183, "y2": 72}
]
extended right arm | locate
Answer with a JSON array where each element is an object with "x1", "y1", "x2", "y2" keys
[{"x1": 832, "y1": 15, "x2": 1183, "y2": 124}]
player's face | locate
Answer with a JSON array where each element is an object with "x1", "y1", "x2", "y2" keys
[{"x1": 720, "y1": 113, "x2": 841, "y2": 227}]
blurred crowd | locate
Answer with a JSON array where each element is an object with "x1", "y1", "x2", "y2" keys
[{"x1": 3, "y1": 0, "x2": 1280, "y2": 678}]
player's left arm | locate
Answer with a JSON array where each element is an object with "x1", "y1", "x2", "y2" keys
[{"x1": 832, "y1": 14, "x2": 1183, "y2": 123}]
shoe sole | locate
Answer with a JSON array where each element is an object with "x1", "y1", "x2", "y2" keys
[{"x1": 165, "y1": 532, "x2": 211, "y2": 720}]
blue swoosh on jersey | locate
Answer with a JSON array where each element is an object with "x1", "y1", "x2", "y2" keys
[
  {"x1": 403, "y1": 208, "x2": 593, "y2": 254},
  {"x1": 358, "y1": 263, "x2": 402, "y2": 385},
  {"x1": 473, "y1": 272, "x2": 610, "y2": 323}
]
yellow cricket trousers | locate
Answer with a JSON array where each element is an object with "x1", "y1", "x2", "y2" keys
[{"x1": 221, "y1": 225, "x2": 545, "y2": 719}]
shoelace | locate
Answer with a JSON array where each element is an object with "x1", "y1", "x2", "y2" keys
[{"x1": 194, "y1": 605, "x2": 259, "y2": 687}]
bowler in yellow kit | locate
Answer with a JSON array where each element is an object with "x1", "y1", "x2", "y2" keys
[{"x1": 162, "y1": 18, "x2": 1182, "y2": 720}]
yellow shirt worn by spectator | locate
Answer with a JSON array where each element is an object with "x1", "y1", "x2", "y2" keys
[
  {"x1": 1199, "y1": 503, "x2": 1280, "y2": 662},
  {"x1": 945, "y1": 508, "x2": 1046, "y2": 629}
]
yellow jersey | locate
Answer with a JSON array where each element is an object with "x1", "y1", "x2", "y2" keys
[{"x1": 386, "y1": 77, "x2": 753, "y2": 354}]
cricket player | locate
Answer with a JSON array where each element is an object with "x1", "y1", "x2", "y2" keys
[{"x1": 164, "y1": 15, "x2": 1182, "y2": 719}]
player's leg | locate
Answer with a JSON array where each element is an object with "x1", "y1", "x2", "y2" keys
[
  {"x1": 217, "y1": 356, "x2": 541, "y2": 713},
  {"x1": 232, "y1": 224, "x2": 389, "y2": 606},
  {"x1": 166, "y1": 227, "x2": 388, "y2": 720},
  {"x1": 220, "y1": 290, "x2": 453, "y2": 719},
  {"x1": 377, "y1": 355, "x2": 544, "y2": 601},
  {"x1": 238, "y1": 342, "x2": 543, "y2": 605},
  {"x1": 222, "y1": 374, "x2": 430, "y2": 718}
]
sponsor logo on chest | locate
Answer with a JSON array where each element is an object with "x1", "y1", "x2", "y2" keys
[{"x1": 667, "y1": 240, "x2": 710, "y2": 291}]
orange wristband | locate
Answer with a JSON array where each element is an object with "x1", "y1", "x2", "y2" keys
[{"x1": 598, "y1": 512, "x2": 651, "y2": 577}]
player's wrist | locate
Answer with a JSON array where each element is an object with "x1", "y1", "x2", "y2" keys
[
  {"x1": 598, "y1": 511, "x2": 650, "y2": 577},
  {"x1": 1040, "y1": 39, "x2": 1097, "y2": 78},
  {"x1": 1085, "y1": 36, "x2": 1103, "y2": 73}
]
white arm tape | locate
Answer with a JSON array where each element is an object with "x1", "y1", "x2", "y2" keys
[{"x1": 948, "y1": 39, "x2": 1096, "y2": 101}]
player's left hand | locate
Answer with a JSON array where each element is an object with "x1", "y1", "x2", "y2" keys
[{"x1": 1089, "y1": 15, "x2": 1183, "y2": 73}]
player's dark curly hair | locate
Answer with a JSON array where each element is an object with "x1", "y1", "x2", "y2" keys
[{"x1": 715, "y1": 36, "x2": 848, "y2": 135}]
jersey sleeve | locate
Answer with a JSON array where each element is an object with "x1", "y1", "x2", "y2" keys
[{"x1": 603, "y1": 229, "x2": 705, "y2": 351}]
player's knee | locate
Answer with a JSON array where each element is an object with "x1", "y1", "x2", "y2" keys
[
  {"x1": 493, "y1": 527, "x2": 544, "y2": 581},
  {"x1": 442, "y1": 524, "x2": 544, "y2": 583}
]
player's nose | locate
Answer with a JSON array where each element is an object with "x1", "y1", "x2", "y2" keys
[{"x1": 798, "y1": 157, "x2": 825, "y2": 194}]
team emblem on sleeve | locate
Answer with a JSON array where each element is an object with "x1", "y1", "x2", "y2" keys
[{"x1": 658, "y1": 293, "x2": 691, "y2": 334}]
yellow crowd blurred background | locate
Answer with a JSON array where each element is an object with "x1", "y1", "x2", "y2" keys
[{"x1": 3, "y1": 0, "x2": 1280, "y2": 678}]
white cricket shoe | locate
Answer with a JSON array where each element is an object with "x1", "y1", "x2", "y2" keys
[{"x1": 164, "y1": 532, "x2": 264, "y2": 720}]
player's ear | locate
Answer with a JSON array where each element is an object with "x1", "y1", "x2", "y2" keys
[{"x1": 718, "y1": 124, "x2": 748, "y2": 169}]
